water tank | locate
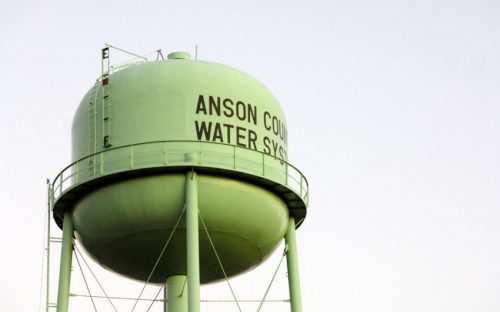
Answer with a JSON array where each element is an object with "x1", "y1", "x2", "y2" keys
[{"x1": 52, "y1": 51, "x2": 308, "y2": 284}]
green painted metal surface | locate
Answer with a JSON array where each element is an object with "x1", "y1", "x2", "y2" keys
[
  {"x1": 72, "y1": 58, "x2": 288, "y2": 162},
  {"x1": 52, "y1": 54, "x2": 308, "y2": 285},
  {"x1": 72, "y1": 173, "x2": 288, "y2": 283},
  {"x1": 52, "y1": 140, "x2": 308, "y2": 223},
  {"x1": 285, "y1": 217, "x2": 303, "y2": 312},
  {"x1": 56, "y1": 212, "x2": 74, "y2": 312},
  {"x1": 186, "y1": 171, "x2": 200, "y2": 312},
  {"x1": 166, "y1": 275, "x2": 188, "y2": 312},
  {"x1": 167, "y1": 51, "x2": 191, "y2": 60}
]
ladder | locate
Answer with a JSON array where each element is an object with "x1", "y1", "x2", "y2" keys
[
  {"x1": 102, "y1": 46, "x2": 112, "y2": 148},
  {"x1": 87, "y1": 83, "x2": 99, "y2": 175}
]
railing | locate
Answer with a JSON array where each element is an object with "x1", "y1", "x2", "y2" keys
[{"x1": 52, "y1": 140, "x2": 309, "y2": 206}]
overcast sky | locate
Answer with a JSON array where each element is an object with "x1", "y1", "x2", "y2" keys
[{"x1": 1, "y1": 1, "x2": 499, "y2": 311}]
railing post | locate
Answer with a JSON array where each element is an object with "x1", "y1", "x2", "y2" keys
[
  {"x1": 198, "y1": 142, "x2": 202, "y2": 165},
  {"x1": 300, "y1": 176, "x2": 303, "y2": 197},
  {"x1": 100, "y1": 152, "x2": 104, "y2": 174},
  {"x1": 285, "y1": 163, "x2": 288, "y2": 186},
  {"x1": 130, "y1": 145, "x2": 134, "y2": 168},
  {"x1": 58, "y1": 173, "x2": 63, "y2": 197},
  {"x1": 233, "y1": 145, "x2": 236, "y2": 169},
  {"x1": 262, "y1": 153, "x2": 265, "y2": 176},
  {"x1": 164, "y1": 142, "x2": 168, "y2": 165},
  {"x1": 75, "y1": 161, "x2": 79, "y2": 184}
]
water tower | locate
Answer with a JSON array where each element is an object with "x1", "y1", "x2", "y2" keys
[{"x1": 49, "y1": 45, "x2": 308, "y2": 312}]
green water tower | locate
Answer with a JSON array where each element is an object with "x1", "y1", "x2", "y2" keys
[{"x1": 49, "y1": 45, "x2": 308, "y2": 312}]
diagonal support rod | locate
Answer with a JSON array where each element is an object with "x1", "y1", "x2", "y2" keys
[
  {"x1": 130, "y1": 206, "x2": 186, "y2": 312},
  {"x1": 198, "y1": 210, "x2": 242, "y2": 312},
  {"x1": 74, "y1": 251, "x2": 98, "y2": 312},
  {"x1": 74, "y1": 245, "x2": 118, "y2": 312},
  {"x1": 256, "y1": 246, "x2": 287, "y2": 312}
]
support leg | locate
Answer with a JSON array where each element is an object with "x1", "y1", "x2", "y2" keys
[
  {"x1": 56, "y1": 212, "x2": 74, "y2": 312},
  {"x1": 186, "y1": 170, "x2": 200, "y2": 312},
  {"x1": 285, "y1": 217, "x2": 303, "y2": 312},
  {"x1": 165, "y1": 275, "x2": 188, "y2": 312},
  {"x1": 46, "y1": 181, "x2": 52, "y2": 312}
]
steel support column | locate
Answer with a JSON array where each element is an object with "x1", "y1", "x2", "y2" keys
[
  {"x1": 56, "y1": 212, "x2": 74, "y2": 312},
  {"x1": 186, "y1": 170, "x2": 200, "y2": 312},
  {"x1": 285, "y1": 217, "x2": 303, "y2": 312},
  {"x1": 165, "y1": 275, "x2": 188, "y2": 312}
]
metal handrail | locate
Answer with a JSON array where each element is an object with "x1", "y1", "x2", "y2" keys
[
  {"x1": 95, "y1": 60, "x2": 146, "y2": 82},
  {"x1": 52, "y1": 140, "x2": 309, "y2": 206}
]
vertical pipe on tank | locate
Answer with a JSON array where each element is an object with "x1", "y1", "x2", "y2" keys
[
  {"x1": 56, "y1": 212, "x2": 74, "y2": 312},
  {"x1": 186, "y1": 170, "x2": 200, "y2": 312},
  {"x1": 285, "y1": 217, "x2": 303, "y2": 312},
  {"x1": 165, "y1": 275, "x2": 188, "y2": 312}
]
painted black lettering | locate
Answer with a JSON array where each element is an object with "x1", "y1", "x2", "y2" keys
[
  {"x1": 248, "y1": 103, "x2": 257, "y2": 125},
  {"x1": 196, "y1": 95, "x2": 207, "y2": 114},
  {"x1": 236, "y1": 101, "x2": 246, "y2": 121},
  {"x1": 279, "y1": 146, "x2": 286, "y2": 161},
  {"x1": 236, "y1": 126, "x2": 246, "y2": 147},
  {"x1": 278, "y1": 118, "x2": 284, "y2": 140},
  {"x1": 264, "y1": 111, "x2": 271, "y2": 130},
  {"x1": 209, "y1": 96, "x2": 221, "y2": 116},
  {"x1": 195, "y1": 121, "x2": 211, "y2": 140},
  {"x1": 272, "y1": 116, "x2": 279, "y2": 136},
  {"x1": 222, "y1": 123, "x2": 234, "y2": 144},
  {"x1": 223, "y1": 98, "x2": 234, "y2": 117},
  {"x1": 280, "y1": 119, "x2": 285, "y2": 140},
  {"x1": 263, "y1": 136, "x2": 271, "y2": 154},
  {"x1": 272, "y1": 140, "x2": 279, "y2": 157},
  {"x1": 248, "y1": 129, "x2": 257, "y2": 150},
  {"x1": 212, "y1": 123, "x2": 223, "y2": 142}
]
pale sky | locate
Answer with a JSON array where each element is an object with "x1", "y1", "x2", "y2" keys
[{"x1": 1, "y1": 0, "x2": 499, "y2": 311}]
